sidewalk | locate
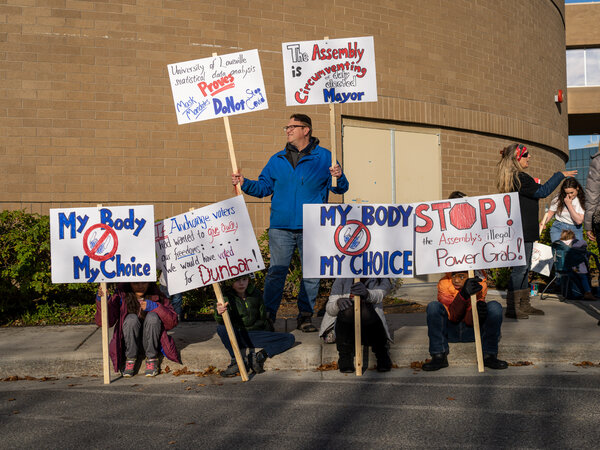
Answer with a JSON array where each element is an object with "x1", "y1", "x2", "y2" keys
[{"x1": 2, "y1": 285, "x2": 600, "y2": 379}]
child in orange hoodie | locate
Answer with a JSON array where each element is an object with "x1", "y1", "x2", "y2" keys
[{"x1": 422, "y1": 271, "x2": 507, "y2": 371}]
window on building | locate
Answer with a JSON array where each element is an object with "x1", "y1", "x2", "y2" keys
[{"x1": 567, "y1": 48, "x2": 600, "y2": 87}]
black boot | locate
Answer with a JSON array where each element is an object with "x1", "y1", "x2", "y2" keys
[
  {"x1": 483, "y1": 354, "x2": 508, "y2": 370},
  {"x1": 337, "y1": 352, "x2": 354, "y2": 373},
  {"x1": 422, "y1": 353, "x2": 448, "y2": 371},
  {"x1": 374, "y1": 344, "x2": 392, "y2": 372}
]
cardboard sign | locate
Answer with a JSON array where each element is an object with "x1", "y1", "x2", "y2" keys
[
  {"x1": 282, "y1": 36, "x2": 377, "y2": 106},
  {"x1": 167, "y1": 49, "x2": 268, "y2": 125},
  {"x1": 155, "y1": 196, "x2": 265, "y2": 295},
  {"x1": 413, "y1": 193, "x2": 526, "y2": 274},
  {"x1": 50, "y1": 205, "x2": 156, "y2": 283},
  {"x1": 531, "y1": 241, "x2": 553, "y2": 276},
  {"x1": 303, "y1": 204, "x2": 414, "y2": 278}
]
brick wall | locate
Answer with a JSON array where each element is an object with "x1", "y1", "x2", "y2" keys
[{"x1": 0, "y1": 0, "x2": 568, "y2": 231}]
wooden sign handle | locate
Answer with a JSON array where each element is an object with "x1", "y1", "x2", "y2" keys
[
  {"x1": 324, "y1": 36, "x2": 338, "y2": 189},
  {"x1": 213, "y1": 52, "x2": 242, "y2": 197},
  {"x1": 353, "y1": 277, "x2": 362, "y2": 376},
  {"x1": 100, "y1": 281, "x2": 110, "y2": 384},
  {"x1": 213, "y1": 282, "x2": 249, "y2": 381},
  {"x1": 96, "y1": 204, "x2": 111, "y2": 384},
  {"x1": 468, "y1": 270, "x2": 484, "y2": 372}
]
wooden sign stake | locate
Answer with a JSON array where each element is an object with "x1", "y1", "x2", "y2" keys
[
  {"x1": 213, "y1": 282, "x2": 249, "y2": 381},
  {"x1": 468, "y1": 269, "x2": 484, "y2": 372},
  {"x1": 208, "y1": 52, "x2": 248, "y2": 381},
  {"x1": 353, "y1": 277, "x2": 362, "y2": 376},
  {"x1": 324, "y1": 36, "x2": 338, "y2": 188},
  {"x1": 96, "y1": 203, "x2": 111, "y2": 384}
]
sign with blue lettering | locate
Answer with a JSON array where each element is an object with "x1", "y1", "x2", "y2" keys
[
  {"x1": 50, "y1": 205, "x2": 156, "y2": 283},
  {"x1": 414, "y1": 193, "x2": 526, "y2": 274},
  {"x1": 303, "y1": 203, "x2": 414, "y2": 278},
  {"x1": 167, "y1": 49, "x2": 268, "y2": 125},
  {"x1": 282, "y1": 36, "x2": 377, "y2": 106},
  {"x1": 155, "y1": 196, "x2": 265, "y2": 295}
]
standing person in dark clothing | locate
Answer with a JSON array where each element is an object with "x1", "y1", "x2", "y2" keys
[
  {"x1": 232, "y1": 114, "x2": 349, "y2": 332},
  {"x1": 496, "y1": 143, "x2": 576, "y2": 319}
]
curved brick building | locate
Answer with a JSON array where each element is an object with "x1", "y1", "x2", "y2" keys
[{"x1": 1, "y1": 0, "x2": 568, "y2": 230}]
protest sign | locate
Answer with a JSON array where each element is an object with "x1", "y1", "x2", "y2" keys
[
  {"x1": 50, "y1": 205, "x2": 156, "y2": 284},
  {"x1": 167, "y1": 49, "x2": 268, "y2": 125},
  {"x1": 155, "y1": 196, "x2": 265, "y2": 295},
  {"x1": 414, "y1": 193, "x2": 526, "y2": 274},
  {"x1": 282, "y1": 36, "x2": 377, "y2": 106},
  {"x1": 303, "y1": 203, "x2": 414, "y2": 278},
  {"x1": 531, "y1": 241, "x2": 553, "y2": 277}
]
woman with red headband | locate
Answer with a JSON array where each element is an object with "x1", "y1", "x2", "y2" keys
[{"x1": 496, "y1": 143, "x2": 577, "y2": 319}]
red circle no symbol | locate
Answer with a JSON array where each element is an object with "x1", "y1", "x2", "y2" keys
[
  {"x1": 334, "y1": 220, "x2": 371, "y2": 256},
  {"x1": 83, "y1": 223, "x2": 119, "y2": 262}
]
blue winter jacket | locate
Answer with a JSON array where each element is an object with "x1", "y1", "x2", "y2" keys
[{"x1": 241, "y1": 140, "x2": 349, "y2": 230}]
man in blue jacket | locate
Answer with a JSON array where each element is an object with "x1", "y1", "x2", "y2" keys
[{"x1": 232, "y1": 114, "x2": 349, "y2": 332}]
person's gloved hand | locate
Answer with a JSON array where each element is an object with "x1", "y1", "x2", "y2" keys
[
  {"x1": 460, "y1": 277, "x2": 482, "y2": 299},
  {"x1": 350, "y1": 282, "x2": 369, "y2": 300},
  {"x1": 337, "y1": 297, "x2": 353, "y2": 311},
  {"x1": 476, "y1": 301, "x2": 487, "y2": 324}
]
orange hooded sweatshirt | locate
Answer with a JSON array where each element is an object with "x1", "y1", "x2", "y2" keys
[{"x1": 437, "y1": 273, "x2": 487, "y2": 326}]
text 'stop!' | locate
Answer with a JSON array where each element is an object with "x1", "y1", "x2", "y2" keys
[
  {"x1": 167, "y1": 49, "x2": 269, "y2": 125},
  {"x1": 282, "y1": 36, "x2": 377, "y2": 106}
]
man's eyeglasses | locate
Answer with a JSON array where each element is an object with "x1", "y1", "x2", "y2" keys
[{"x1": 283, "y1": 125, "x2": 306, "y2": 131}]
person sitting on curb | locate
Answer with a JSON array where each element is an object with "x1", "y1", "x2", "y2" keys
[
  {"x1": 422, "y1": 271, "x2": 508, "y2": 371},
  {"x1": 320, "y1": 278, "x2": 393, "y2": 373},
  {"x1": 95, "y1": 282, "x2": 180, "y2": 377},
  {"x1": 214, "y1": 274, "x2": 295, "y2": 377}
]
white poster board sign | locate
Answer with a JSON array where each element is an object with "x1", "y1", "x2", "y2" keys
[
  {"x1": 155, "y1": 196, "x2": 265, "y2": 295},
  {"x1": 531, "y1": 241, "x2": 553, "y2": 276},
  {"x1": 303, "y1": 204, "x2": 414, "y2": 278},
  {"x1": 167, "y1": 49, "x2": 268, "y2": 125},
  {"x1": 282, "y1": 36, "x2": 377, "y2": 106},
  {"x1": 50, "y1": 205, "x2": 156, "y2": 283},
  {"x1": 413, "y1": 193, "x2": 526, "y2": 274}
]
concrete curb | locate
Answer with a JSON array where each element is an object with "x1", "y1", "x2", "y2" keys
[{"x1": 1, "y1": 292, "x2": 600, "y2": 378}]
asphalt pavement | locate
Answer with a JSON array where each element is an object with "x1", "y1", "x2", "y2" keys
[{"x1": 2, "y1": 284, "x2": 600, "y2": 379}]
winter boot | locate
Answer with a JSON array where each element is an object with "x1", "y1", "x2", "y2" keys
[
  {"x1": 422, "y1": 353, "x2": 449, "y2": 371},
  {"x1": 505, "y1": 290, "x2": 529, "y2": 319},
  {"x1": 373, "y1": 344, "x2": 392, "y2": 372},
  {"x1": 336, "y1": 340, "x2": 355, "y2": 373},
  {"x1": 519, "y1": 289, "x2": 544, "y2": 315}
]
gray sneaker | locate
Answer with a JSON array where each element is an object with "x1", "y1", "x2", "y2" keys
[
  {"x1": 251, "y1": 349, "x2": 268, "y2": 374},
  {"x1": 122, "y1": 359, "x2": 136, "y2": 378},
  {"x1": 221, "y1": 359, "x2": 242, "y2": 377},
  {"x1": 144, "y1": 358, "x2": 159, "y2": 377}
]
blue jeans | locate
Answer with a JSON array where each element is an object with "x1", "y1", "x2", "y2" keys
[
  {"x1": 550, "y1": 220, "x2": 583, "y2": 242},
  {"x1": 509, "y1": 241, "x2": 533, "y2": 291},
  {"x1": 216, "y1": 325, "x2": 295, "y2": 359},
  {"x1": 426, "y1": 301, "x2": 503, "y2": 356},
  {"x1": 263, "y1": 228, "x2": 320, "y2": 318},
  {"x1": 159, "y1": 285, "x2": 183, "y2": 316}
]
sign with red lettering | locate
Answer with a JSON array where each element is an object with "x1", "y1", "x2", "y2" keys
[
  {"x1": 167, "y1": 49, "x2": 268, "y2": 125},
  {"x1": 413, "y1": 193, "x2": 526, "y2": 274},
  {"x1": 303, "y1": 203, "x2": 414, "y2": 278},
  {"x1": 282, "y1": 36, "x2": 377, "y2": 106},
  {"x1": 155, "y1": 196, "x2": 265, "y2": 295}
]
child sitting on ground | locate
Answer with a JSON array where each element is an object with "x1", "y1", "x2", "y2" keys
[
  {"x1": 558, "y1": 229, "x2": 596, "y2": 301},
  {"x1": 95, "y1": 282, "x2": 180, "y2": 377},
  {"x1": 214, "y1": 274, "x2": 295, "y2": 377}
]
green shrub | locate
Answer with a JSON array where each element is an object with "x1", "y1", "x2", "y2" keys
[{"x1": 0, "y1": 210, "x2": 96, "y2": 324}]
